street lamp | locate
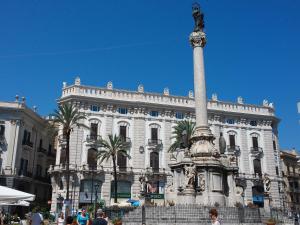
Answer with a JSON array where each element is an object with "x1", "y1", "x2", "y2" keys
[{"x1": 94, "y1": 183, "x2": 100, "y2": 219}]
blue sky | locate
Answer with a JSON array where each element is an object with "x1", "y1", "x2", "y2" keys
[{"x1": 0, "y1": 0, "x2": 299, "y2": 150}]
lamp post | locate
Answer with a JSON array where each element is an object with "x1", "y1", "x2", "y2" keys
[{"x1": 94, "y1": 183, "x2": 100, "y2": 219}]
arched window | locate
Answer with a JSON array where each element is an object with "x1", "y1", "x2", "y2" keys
[
  {"x1": 87, "y1": 148, "x2": 97, "y2": 169},
  {"x1": 118, "y1": 121, "x2": 130, "y2": 141},
  {"x1": 253, "y1": 159, "x2": 262, "y2": 177},
  {"x1": 88, "y1": 119, "x2": 101, "y2": 141},
  {"x1": 150, "y1": 152, "x2": 159, "y2": 172}
]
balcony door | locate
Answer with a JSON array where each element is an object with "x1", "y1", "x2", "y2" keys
[
  {"x1": 117, "y1": 152, "x2": 127, "y2": 170},
  {"x1": 120, "y1": 126, "x2": 127, "y2": 140},
  {"x1": 253, "y1": 159, "x2": 262, "y2": 176},
  {"x1": 150, "y1": 151, "x2": 159, "y2": 172},
  {"x1": 252, "y1": 136, "x2": 258, "y2": 148},
  {"x1": 151, "y1": 128, "x2": 158, "y2": 141},
  {"x1": 229, "y1": 134, "x2": 235, "y2": 147},
  {"x1": 90, "y1": 123, "x2": 98, "y2": 140}
]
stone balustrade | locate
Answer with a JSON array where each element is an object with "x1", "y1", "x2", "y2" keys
[{"x1": 61, "y1": 85, "x2": 275, "y2": 116}]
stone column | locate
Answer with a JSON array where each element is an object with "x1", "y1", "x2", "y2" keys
[
  {"x1": 189, "y1": 31, "x2": 215, "y2": 157},
  {"x1": 190, "y1": 31, "x2": 209, "y2": 130}
]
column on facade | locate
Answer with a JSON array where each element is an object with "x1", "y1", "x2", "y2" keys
[
  {"x1": 263, "y1": 129, "x2": 281, "y2": 208},
  {"x1": 240, "y1": 127, "x2": 252, "y2": 203},
  {"x1": 131, "y1": 117, "x2": 146, "y2": 196},
  {"x1": 5, "y1": 120, "x2": 20, "y2": 173}
]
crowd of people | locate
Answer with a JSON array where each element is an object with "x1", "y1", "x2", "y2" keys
[{"x1": 0, "y1": 207, "x2": 222, "y2": 225}]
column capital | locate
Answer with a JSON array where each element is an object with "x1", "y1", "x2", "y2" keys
[{"x1": 189, "y1": 31, "x2": 206, "y2": 48}]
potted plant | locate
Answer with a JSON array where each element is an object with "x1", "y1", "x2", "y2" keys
[
  {"x1": 265, "y1": 218, "x2": 276, "y2": 225},
  {"x1": 112, "y1": 218, "x2": 122, "y2": 225}
]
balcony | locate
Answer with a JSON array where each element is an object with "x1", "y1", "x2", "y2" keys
[
  {"x1": 22, "y1": 141, "x2": 33, "y2": 149},
  {"x1": 79, "y1": 192, "x2": 101, "y2": 203},
  {"x1": 37, "y1": 146, "x2": 47, "y2": 154},
  {"x1": 86, "y1": 135, "x2": 102, "y2": 147},
  {"x1": 148, "y1": 139, "x2": 162, "y2": 146},
  {"x1": 227, "y1": 145, "x2": 240, "y2": 154},
  {"x1": 121, "y1": 137, "x2": 131, "y2": 147},
  {"x1": 250, "y1": 147, "x2": 263, "y2": 153}
]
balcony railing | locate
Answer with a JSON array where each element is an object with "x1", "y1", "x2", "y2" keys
[
  {"x1": 79, "y1": 192, "x2": 101, "y2": 203},
  {"x1": 121, "y1": 137, "x2": 131, "y2": 145},
  {"x1": 250, "y1": 147, "x2": 263, "y2": 153},
  {"x1": 22, "y1": 141, "x2": 33, "y2": 148},
  {"x1": 37, "y1": 146, "x2": 47, "y2": 154},
  {"x1": 227, "y1": 145, "x2": 240, "y2": 153},
  {"x1": 86, "y1": 135, "x2": 102, "y2": 142},
  {"x1": 148, "y1": 139, "x2": 162, "y2": 146}
]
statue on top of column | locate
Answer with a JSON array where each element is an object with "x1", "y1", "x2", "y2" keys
[{"x1": 192, "y1": 3, "x2": 204, "y2": 32}]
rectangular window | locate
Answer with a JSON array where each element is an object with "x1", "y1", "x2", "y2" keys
[
  {"x1": 118, "y1": 108, "x2": 128, "y2": 114},
  {"x1": 150, "y1": 111, "x2": 159, "y2": 117},
  {"x1": 275, "y1": 167, "x2": 279, "y2": 176},
  {"x1": 36, "y1": 165, "x2": 42, "y2": 177},
  {"x1": 39, "y1": 139, "x2": 43, "y2": 148},
  {"x1": 175, "y1": 112, "x2": 184, "y2": 119},
  {"x1": 229, "y1": 135, "x2": 235, "y2": 147},
  {"x1": 48, "y1": 144, "x2": 52, "y2": 154},
  {"x1": 90, "y1": 105, "x2": 100, "y2": 112},
  {"x1": 22, "y1": 130, "x2": 27, "y2": 144},
  {"x1": 120, "y1": 126, "x2": 127, "y2": 139},
  {"x1": 273, "y1": 140, "x2": 276, "y2": 150},
  {"x1": 252, "y1": 137, "x2": 258, "y2": 148},
  {"x1": 90, "y1": 123, "x2": 98, "y2": 138},
  {"x1": 226, "y1": 119, "x2": 235, "y2": 124},
  {"x1": 250, "y1": 120, "x2": 257, "y2": 126},
  {"x1": 0, "y1": 125, "x2": 5, "y2": 136},
  {"x1": 151, "y1": 128, "x2": 158, "y2": 140}
]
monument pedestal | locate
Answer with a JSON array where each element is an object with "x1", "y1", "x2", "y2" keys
[{"x1": 178, "y1": 188, "x2": 196, "y2": 204}]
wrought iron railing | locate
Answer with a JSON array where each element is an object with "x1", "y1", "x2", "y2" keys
[{"x1": 148, "y1": 139, "x2": 162, "y2": 146}]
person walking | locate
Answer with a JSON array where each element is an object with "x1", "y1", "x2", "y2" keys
[
  {"x1": 209, "y1": 208, "x2": 220, "y2": 225},
  {"x1": 76, "y1": 209, "x2": 89, "y2": 225},
  {"x1": 91, "y1": 210, "x2": 107, "y2": 225},
  {"x1": 66, "y1": 216, "x2": 74, "y2": 225},
  {"x1": 57, "y1": 212, "x2": 65, "y2": 225},
  {"x1": 31, "y1": 208, "x2": 43, "y2": 225}
]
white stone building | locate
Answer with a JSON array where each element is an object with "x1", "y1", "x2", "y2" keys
[
  {"x1": 0, "y1": 98, "x2": 55, "y2": 212},
  {"x1": 49, "y1": 77, "x2": 282, "y2": 211}
]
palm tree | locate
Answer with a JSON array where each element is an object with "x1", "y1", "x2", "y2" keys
[
  {"x1": 97, "y1": 134, "x2": 130, "y2": 203},
  {"x1": 168, "y1": 120, "x2": 196, "y2": 152},
  {"x1": 52, "y1": 103, "x2": 87, "y2": 201}
]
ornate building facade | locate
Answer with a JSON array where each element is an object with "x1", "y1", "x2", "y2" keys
[
  {"x1": 280, "y1": 149, "x2": 300, "y2": 213},
  {"x1": 0, "y1": 98, "x2": 55, "y2": 209},
  {"x1": 49, "y1": 77, "x2": 282, "y2": 212}
]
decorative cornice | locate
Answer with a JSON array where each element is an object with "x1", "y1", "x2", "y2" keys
[{"x1": 189, "y1": 31, "x2": 206, "y2": 48}]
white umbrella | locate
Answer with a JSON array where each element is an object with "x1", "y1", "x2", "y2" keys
[
  {"x1": 0, "y1": 200, "x2": 30, "y2": 206},
  {"x1": 0, "y1": 185, "x2": 35, "y2": 202}
]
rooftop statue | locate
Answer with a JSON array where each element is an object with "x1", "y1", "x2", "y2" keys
[{"x1": 192, "y1": 3, "x2": 205, "y2": 32}]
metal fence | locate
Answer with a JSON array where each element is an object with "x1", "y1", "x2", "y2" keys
[{"x1": 117, "y1": 205, "x2": 294, "y2": 225}]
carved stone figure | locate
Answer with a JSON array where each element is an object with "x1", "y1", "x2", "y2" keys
[
  {"x1": 139, "y1": 175, "x2": 147, "y2": 193},
  {"x1": 219, "y1": 132, "x2": 226, "y2": 154},
  {"x1": 192, "y1": 3, "x2": 204, "y2": 32},
  {"x1": 198, "y1": 174, "x2": 205, "y2": 191},
  {"x1": 185, "y1": 166, "x2": 196, "y2": 188},
  {"x1": 264, "y1": 174, "x2": 271, "y2": 192}
]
